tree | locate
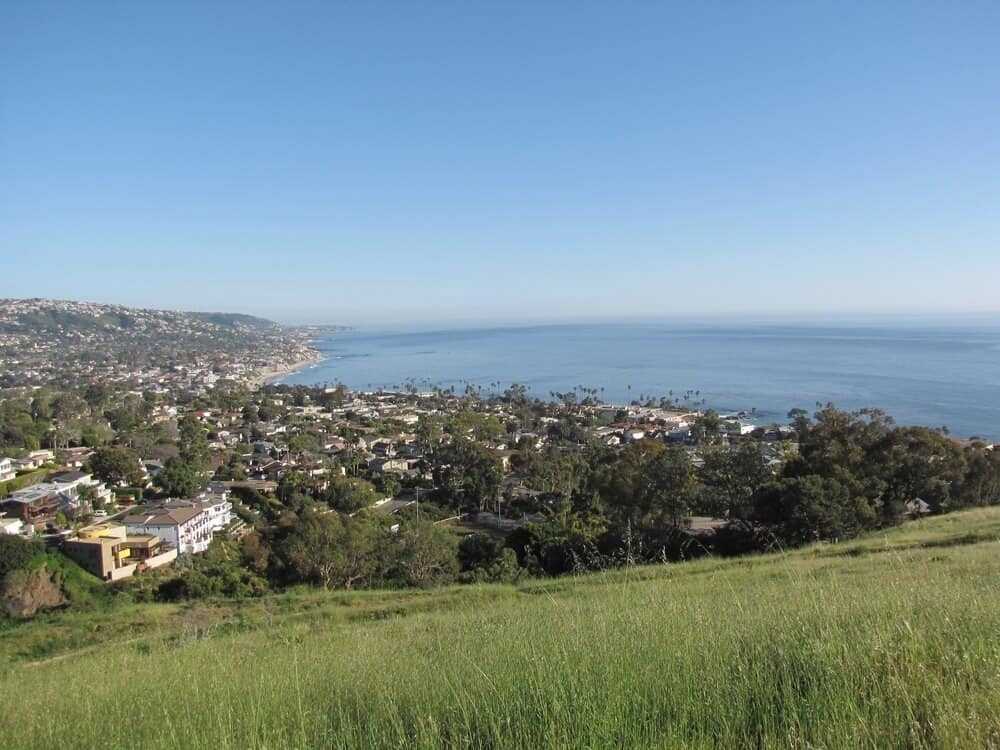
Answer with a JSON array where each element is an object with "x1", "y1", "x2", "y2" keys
[
  {"x1": 107, "y1": 393, "x2": 152, "y2": 433},
  {"x1": 323, "y1": 476, "x2": 381, "y2": 513},
  {"x1": 0, "y1": 536, "x2": 43, "y2": 579},
  {"x1": 752, "y1": 475, "x2": 875, "y2": 545},
  {"x1": 644, "y1": 444, "x2": 695, "y2": 525},
  {"x1": 178, "y1": 415, "x2": 210, "y2": 471},
  {"x1": 690, "y1": 410, "x2": 724, "y2": 445},
  {"x1": 276, "y1": 511, "x2": 380, "y2": 590},
  {"x1": 698, "y1": 441, "x2": 771, "y2": 520},
  {"x1": 590, "y1": 440, "x2": 693, "y2": 527},
  {"x1": 414, "y1": 415, "x2": 443, "y2": 453},
  {"x1": 429, "y1": 439, "x2": 503, "y2": 513},
  {"x1": 88, "y1": 445, "x2": 145, "y2": 487},
  {"x1": 83, "y1": 383, "x2": 111, "y2": 411},
  {"x1": 875, "y1": 426, "x2": 966, "y2": 517},
  {"x1": 519, "y1": 446, "x2": 590, "y2": 499},
  {"x1": 959, "y1": 443, "x2": 1000, "y2": 507},
  {"x1": 393, "y1": 522, "x2": 458, "y2": 587},
  {"x1": 241, "y1": 531, "x2": 270, "y2": 574},
  {"x1": 157, "y1": 457, "x2": 200, "y2": 498},
  {"x1": 457, "y1": 532, "x2": 504, "y2": 572}
]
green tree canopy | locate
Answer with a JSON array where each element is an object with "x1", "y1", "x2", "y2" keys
[{"x1": 88, "y1": 445, "x2": 145, "y2": 487}]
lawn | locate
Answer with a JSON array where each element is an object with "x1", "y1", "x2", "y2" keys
[{"x1": 2, "y1": 508, "x2": 999, "y2": 748}]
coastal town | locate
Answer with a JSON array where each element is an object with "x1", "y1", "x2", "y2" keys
[
  {"x1": 5, "y1": 6, "x2": 998, "y2": 743},
  {"x1": 0, "y1": 297, "x2": 324, "y2": 392},
  {"x1": 1, "y1": 299, "x2": 998, "y2": 615}
]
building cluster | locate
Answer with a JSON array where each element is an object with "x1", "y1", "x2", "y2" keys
[
  {"x1": 0, "y1": 297, "x2": 322, "y2": 393},
  {"x1": 61, "y1": 490, "x2": 233, "y2": 581},
  {"x1": 0, "y1": 468, "x2": 113, "y2": 534},
  {"x1": 1, "y1": 448, "x2": 234, "y2": 581}
]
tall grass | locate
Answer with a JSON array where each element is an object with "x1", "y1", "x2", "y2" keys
[{"x1": 3, "y1": 509, "x2": 999, "y2": 748}]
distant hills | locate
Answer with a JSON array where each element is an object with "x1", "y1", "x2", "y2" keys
[
  {"x1": 0, "y1": 298, "x2": 318, "y2": 390},
  {"x1": 0, "y1": 298, "x2": 283, "y2": 337}
]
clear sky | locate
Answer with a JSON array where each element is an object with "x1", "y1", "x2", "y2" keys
[{"x1": 2, "y1": 1, "x2": 999, "y2": 325}]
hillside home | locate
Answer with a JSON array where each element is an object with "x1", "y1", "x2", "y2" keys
[
  {"x1": 27, "y1": 450, "x2": 55, "y2": 466},
  {"x1": 63, "y1": 523, "x2": 177, "y2": 581},
  {"x1": 0, "y1": 457, "x2": 15, "y2": 483},
  {"x1": 1, "y1": 484, "x2": 70, "y2": 526},
  {"x1": 62, "y1": 447, "x2": 96, "y2": 469},
  {"x1": 49, "y1": 471, "x2": 113, "y2": 505},
  {"x1": 123, "y1": 492, "x2": 232, "y2": 555}
]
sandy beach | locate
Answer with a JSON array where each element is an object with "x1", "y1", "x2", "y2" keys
[{"x1": 251, "y1": 352, "x2": 324, "y2": 388}]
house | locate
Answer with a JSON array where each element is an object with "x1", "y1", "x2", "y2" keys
[
  {"x1": 370, "y1": 457, "x2": 411, "y2": 474},
  {"x1": 491, "y1": 449, "x2": 514, "y2": 472},
  {"x1": 665, "y1": 427, "x2": 692, "y2": 443},
  {"x1": 323, "y1": 437, "x2": 346, "y2": 454},
  {"x1": 28, "y1": 450, "x2": 56, "y2": 466},
  {"x1": 196, "y1": 491, "x2": 233, "y2": 532},
  {"x1": 219, "y1": 479, "x2": 278, "y2": 494},
  {"x1": 12, "y1": 451, "x2": 54, "y2": 472},
  {"x1": 62, "y1": 447, "x2": 95, "y2": 469},
  {"x1": 0, "y1": 517, "x2": 23, "y2": 536},
  {"x1": 370, "y1": 439, "x2": 396, "y2": 458},
  {"x1": 0, "y1": 457, "x2": 15, "y2": 483},
  {"x1": 62, "y1": 523, "x2": 177, "y2": 581},
  {"x1": 724, "y1": 420, "x2": 756, "y2": 437},
  {"x1": 123, "y1": 492, "x2": 232, "y2": 554},
  {"x1": 49, "y1": 471, "x2": 113, "y2": 505},
  {"x1": 252, "y1": 440, "x2": 277, "y2": 457},
  {"x1": 254, "y1": 459, "x2": 296, "y2": 481},
  {"x1": 1, "y1": 484, "x2": 68, "y2": 526}
]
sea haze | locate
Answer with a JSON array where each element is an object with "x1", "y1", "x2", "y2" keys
[{"x1": 280, "y1": 321, "x2": 1000, "y2": 440}]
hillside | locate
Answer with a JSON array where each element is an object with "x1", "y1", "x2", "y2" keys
[
  {"x1": 1, "y1": 508, "x2": 998, "y2": 748},
  {"x1": 0, "y1": 298, "x2": 281, "y2": 336},
  {"x1": 0, "y1": 298, "x2": 317, "y2": 390}
]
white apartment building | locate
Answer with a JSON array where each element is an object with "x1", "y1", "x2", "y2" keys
[{"x1": 123, "y1": 492, "x2": 232, "y2": 555}]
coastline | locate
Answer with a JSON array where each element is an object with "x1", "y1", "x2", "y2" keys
[
  {"x1": 252, "y1": 351, "x2": 325, "y2": 388},
  {"x1": 272, "y1": 323, "x2": 1000, "y2": 440}
]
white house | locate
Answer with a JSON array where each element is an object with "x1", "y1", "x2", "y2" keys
[
  {"x1": 123, "y1": 493, "x2": 232, "y2": 555},
  {"x1": 49, "y1": 471, "x2": 113, "y2": 507},
  {"x1": 196, "y1": 490, "x2": 233, "y2": 534},
  {"x1": 0, "y1": 517, "x2": 23, "y2": 535},
  {"x1": 0, "y1": 457, "x2": 15, "y2": 483}
]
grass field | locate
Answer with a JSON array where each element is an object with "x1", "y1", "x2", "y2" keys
[{"x1": 2, "y1": 508, "x2": 999, "y2": 748}]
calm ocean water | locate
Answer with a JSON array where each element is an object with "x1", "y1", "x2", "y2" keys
[{"x1": 280, "y1": 322, "x2": 1000, "y2": 440}]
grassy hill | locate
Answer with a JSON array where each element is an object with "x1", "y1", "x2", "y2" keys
[{"x1": 2, "y1": 508, "x2": 999, "y2": 748}]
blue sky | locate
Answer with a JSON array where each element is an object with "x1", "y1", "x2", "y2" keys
[{"x1": 2, "y1": 1, "x2": 999, "y2": 325}]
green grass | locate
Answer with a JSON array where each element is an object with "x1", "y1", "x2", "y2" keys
[{"x1": 3, "y1": 509, "x2": 1000, "y2": 749}]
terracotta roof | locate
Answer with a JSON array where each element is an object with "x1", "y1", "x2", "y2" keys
[{"x1": 123, "y1": 505, "x2": 202, "y2": 527}]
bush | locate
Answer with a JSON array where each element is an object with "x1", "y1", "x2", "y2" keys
[{"x1": 0, "y1": 536, "x2": 43, "y2": 579}]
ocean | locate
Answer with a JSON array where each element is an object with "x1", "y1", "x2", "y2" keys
[{"x1": 279, "y1": 321, "x2": 1000, "y2": 440}]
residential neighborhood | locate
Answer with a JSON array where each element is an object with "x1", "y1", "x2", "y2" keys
[{"x1": 0, "y1": 299, "x2": 997, "y2": 611}]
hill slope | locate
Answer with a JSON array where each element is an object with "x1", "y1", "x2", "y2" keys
[
  {"x1": 2, "y1": 508, "x2": 999, "y2": 748},
  {"x1": 0, "y1": 298, "x2": 316, "y2": 389}
]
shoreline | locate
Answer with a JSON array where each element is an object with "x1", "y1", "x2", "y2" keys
[{"x1": 251, "y1": 352, "x2": 325, "y2": 388}]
